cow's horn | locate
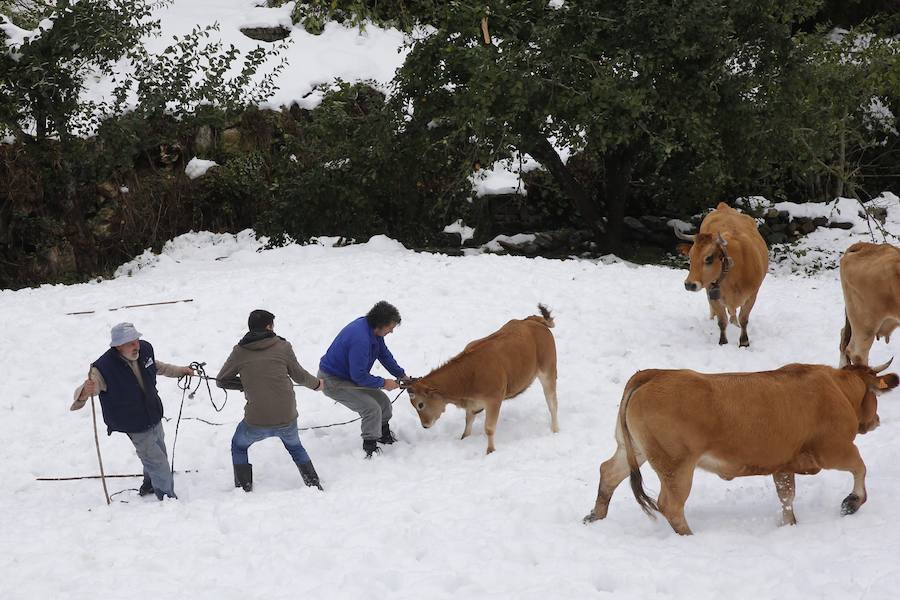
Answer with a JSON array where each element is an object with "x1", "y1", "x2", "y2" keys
[
  {"x1": 872, "y1": 357, "x2": 894, "y2": 373},
  {"x1": 716, "y1": 232, "x2": 728, "y2": 247},
  {"x1": 673, "y1": 226, "x2": 695, "y2": 242}
]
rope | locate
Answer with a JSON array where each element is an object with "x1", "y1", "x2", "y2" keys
[
  {"x1": 170, "y1": 361, "x2": 218, "y2": 479},
  {"x1": 299, "y1": 387, "x2": 407, "y2": 431},
  {"x1": 169, "y1": 367, "x2": 410, "y2": 433}
]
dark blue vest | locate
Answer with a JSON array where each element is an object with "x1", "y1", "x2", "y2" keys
[{"x1": 93, "y1": 340, "x2": 163, "y2": 435}]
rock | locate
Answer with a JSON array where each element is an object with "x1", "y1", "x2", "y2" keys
[
  {"x1": 827, "y1": 221, "x2": 854, "y2": 230},
  {"x1": 768, "y1": 232, "x2": 788, "y2": 244},
  {"x1": 436, "y1": 231, "x2": 462, "y2": 246},
  {"x1": 623, "y1": 216, "x2": 651, "y2": 237},
  {"x1": 96, "y1": 181, "x2": 119, "y2": 199},
  {"x1": 800, "y1": 220, "x2": 818, "y2": 234},
  {"x1": 222, "y1": 128, "x2": 242, "y2": 154},
  {"x1": 239, "y1": 26, "x2": 291, "y2": 43},
  {"x1": 195, "y1": 125, "x2": 214, "y2": 154},
  {"x1": 868, "y1": 206, "x2": 888, "y2": 224},
  {"x1": 812, "y1": 216, "x2": 828, "y2": 227},
  {"x1": 639, "y1": 215, "x2": 672, "y2": 233}
]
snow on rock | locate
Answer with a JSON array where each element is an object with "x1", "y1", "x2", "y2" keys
[
  {"x1": 443, "y1": 219, "x2": 475, "y2": 244},
  {"x1": 184, "y1": 157, "x2": 219, "y2": 180},
  {"x1": 483, "y1": 233, "x2": 537, "y2": 252}
]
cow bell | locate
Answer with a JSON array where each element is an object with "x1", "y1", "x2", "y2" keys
[{"x1": 707, "y1": 285, "x2": 721, "y2": 301}]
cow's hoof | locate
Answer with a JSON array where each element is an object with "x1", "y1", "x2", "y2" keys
[
  {"x1": 841, "y1": 493, "x2": 863, "y2": 515},
  {"x1": 718, "y1": 338, "x2": 728, "y2": 346},
  {"x1": 582, "y1": 512, "x2": 600, "y2": 524},
  {"x1": 739, "y1": 339, "x2": 750, "y2": 348}
]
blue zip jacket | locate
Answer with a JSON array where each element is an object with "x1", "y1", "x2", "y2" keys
[
  {"x1": 93, "y1": 340, "x2": 162, "y2": 435},
  {"x1": 319, "y1": 317, "x2": 405, "y2": 388}
]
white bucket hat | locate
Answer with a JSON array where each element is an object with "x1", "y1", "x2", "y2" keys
[{"x1": 110, "y1": 322, "x2": 142, "y2": 347}]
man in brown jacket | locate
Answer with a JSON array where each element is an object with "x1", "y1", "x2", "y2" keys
[{"x1": 216, "y1": 309, "x2": 325, "y2": 491}]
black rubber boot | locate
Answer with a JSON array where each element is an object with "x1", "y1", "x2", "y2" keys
[
  {"x1": 377, "y1": 421, "x2": 397, "y2": 444},
  {"x1": 233, "y1": 463, "x2": 253, "y2": 492},
  {"x1": 363, "y1": 439, "x2": 380, "y2": 459},
  {"x1": 138, "y1": 475, "x2": 154, "y2": 497},
  {"x1": 298, "y1": 461, "x2": 324, "y2": 491}
]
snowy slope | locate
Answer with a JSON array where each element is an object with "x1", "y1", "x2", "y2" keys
[{"x1": 2, "y1": 219, "x2": 900, "y2": 599}]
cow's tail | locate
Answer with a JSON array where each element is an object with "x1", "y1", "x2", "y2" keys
[
  {"x1": 530, "y1": 303, "x2": 555, "y2": 328},
  {"x1": 619, "y1": 378, "x2": 660, "y2": 518},
  {"x1": 840, "y1": 310, "x2": 852, "y2": 366}
]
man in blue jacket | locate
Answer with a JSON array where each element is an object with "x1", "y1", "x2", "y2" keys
[
  {"x1": 319, "y1": 301, "x2": 407, "y2": 458},
  {"x1": 71, "y1": 323, "x2": 194, "y2": 500}
]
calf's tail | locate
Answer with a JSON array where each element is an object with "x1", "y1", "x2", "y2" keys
[
  {"x1": 531, "y1": 303, "x2": 555, "y2": 328},
  {"x1": 840, "y1": 311, "x2": 852, "y2": 365},
  {"x1": 620, "y1": 380, "x2": 659, "y2": 517}
]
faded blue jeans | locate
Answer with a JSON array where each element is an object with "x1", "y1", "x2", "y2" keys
[
  {"x1": 126, "y1": 421, "x2": 176, "y2": 500},
  {"x1": 231, "y1": 419, "x2": 311, "y2": 466}
]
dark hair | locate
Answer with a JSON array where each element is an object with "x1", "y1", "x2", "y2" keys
[
  {"x1": 248, "y1": 309, "x2": 275, "y2": 332},
  {"x1": 366, "y1": 301, "x2": 401, "y2": 329}
]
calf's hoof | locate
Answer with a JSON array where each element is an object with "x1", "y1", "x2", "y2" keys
[
  {"x1": 841, "y1": 493, "x2": 863, "y2": 515},
  {"x1": 718, "y1": 336, "x2": 728, "y2": 346},
  {"x1": 739, "y1": 337, "x2": 750, "y2": 347},
  {"x1": 582, "y1": 511, "x2": 602, "y2": 524},
  {"x1": 780, "y1": 513, "x2": 797, "y2": 527}
]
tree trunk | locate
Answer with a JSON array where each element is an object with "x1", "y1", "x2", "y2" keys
[
  {"x1": 602, "y1": 145, "x2": 636, "y2": 253},
  {"x1": 522, "y1": 134, "x2": 599, "y2": 229}
]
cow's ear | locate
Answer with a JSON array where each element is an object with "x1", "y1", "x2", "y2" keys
[
  {"x1": 676, "y1": 243, "x2": 692, "y2": 256},
  {"x1": 877, "y1": 374, "x2": 899, "y2": 390}
]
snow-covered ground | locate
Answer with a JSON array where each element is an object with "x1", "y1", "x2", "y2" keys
[{"x1": 2, "y1": 210, "x2": 900, "y2": 598}]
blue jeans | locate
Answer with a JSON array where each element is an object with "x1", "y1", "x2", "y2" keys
[
  {"x1": 231, "y1": 419, "x2": 311, "y2": 466},
  {"x1": 126, "y1": 421, "x2": 175, "y2": 500}
]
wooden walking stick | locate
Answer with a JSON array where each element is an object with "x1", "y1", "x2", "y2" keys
[{"x1": 86, "y1": 372, "x2": 111, "y2": 506}]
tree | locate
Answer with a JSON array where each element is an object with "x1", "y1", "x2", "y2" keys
[{"x1": 393, "y1": 1, "x2": 864, "y2": 250}]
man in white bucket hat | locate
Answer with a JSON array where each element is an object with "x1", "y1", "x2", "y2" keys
[{"x1": 71, "y1": 323, "x2": 194, "y2": 500}]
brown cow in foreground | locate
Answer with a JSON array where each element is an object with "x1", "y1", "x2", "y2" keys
[
  {"x1": 407, "y1": 305, "x2": 558, "y2": 454},
  {"x1": 839, "y1": 242, "x2": 900, "y2": 367},
  {"x1": 675, "y1": 202, "x2": 768, "y2": 346},
  {"x1": 583, "y1": 361, "x2": 898, "y2": 535}
]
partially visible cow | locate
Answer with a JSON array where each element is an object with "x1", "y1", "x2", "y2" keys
[
  {"x1": 674, "y1": 202, "x2": 768, "y2": 346},
  {"x1": 583, "y1": 361, "x2": 898, "y2": 535},
  {"x1": 839, "y1": 242, "x2": 900, "y2": 367},
  {"x1": 407, "y1": 305, "x2": 558, "y2": 454}
]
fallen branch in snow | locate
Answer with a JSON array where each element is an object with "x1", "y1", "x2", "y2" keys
[
  {"x1": 66, "y1": 298, "x2": 194, "y2": 315},
  {"x1": 36, "y1": 470, "x2": 198, "y2": 482}
]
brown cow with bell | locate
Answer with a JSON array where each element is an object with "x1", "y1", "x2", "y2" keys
[{"x1": 674, "y1": 202, "x2": 769, "y2": 347}]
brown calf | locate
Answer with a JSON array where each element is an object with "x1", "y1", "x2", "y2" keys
[
  {"x1": 583, "y1": 361, "x2": 898, "y2": 534},
  {"x1": 408, "y1": 305, "x2": 559, "y2": 454},
  {"x1": 675, "y1": 202, "x2": 768, "y2": 346},
  {"x1": 839, "y1": 242, "x2": 900, "y2": 367}
]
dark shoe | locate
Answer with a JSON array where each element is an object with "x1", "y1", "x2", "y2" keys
[
  {"x1": 377, "y1": 421, "x2": 397, "y2": 445},
  {"x1": 138, "y1": 475, "x2": 154, "y2": 497},
  {"x1": 297, "y1": 461, "x2": 324, "y2": 491},
  {"x1": 363, "y1": 439, "x2": 381, "y2": 459},
  {"x1": 233, "y1": 463, "x2": 253, "y2": 492}
]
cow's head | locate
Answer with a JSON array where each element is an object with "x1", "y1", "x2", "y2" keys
[
  {"x1": 845, "y1": 358, "x2": 899, "y2": 433},
  {"x1": 408, "y1": 380, "x2": 450, "y2": 429},
  {"x1": 678, "y1": 232, "x2": 734, "y2": 293}
]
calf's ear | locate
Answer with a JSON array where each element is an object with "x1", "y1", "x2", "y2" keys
[{"x1": 877, "y1": 373, "x2": 899, "y2": 390}]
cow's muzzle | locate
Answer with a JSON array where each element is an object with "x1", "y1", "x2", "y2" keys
[{"x1": 684, "y1": 281, "x2": 700, "y2": 292}]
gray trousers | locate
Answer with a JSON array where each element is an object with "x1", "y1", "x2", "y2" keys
[
  {"x1": 318, "y1": 370, "x2": 392, "y2": 440},
  {"x1": 126, "y1": 421, "x2": 175, "y2": 499}
]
